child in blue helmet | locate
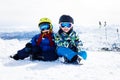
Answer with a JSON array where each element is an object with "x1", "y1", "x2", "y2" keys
[
  {"x1": 10, "y1": 18, "x2": 58, "y2": 61},
  {"x1": 54, "y1": 15, "x2": 87, "y2": 64}
]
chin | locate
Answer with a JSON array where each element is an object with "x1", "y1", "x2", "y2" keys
[{"x1": 64, "y1": 31, "x2": 69, "y2": 33}]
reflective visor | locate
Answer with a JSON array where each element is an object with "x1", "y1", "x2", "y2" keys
[
  {"x1": 60, "y1": 22, "x2": 72, "y2": 28},
  {"x1": 39, "y1": 23, "x2": 50, "y2": 31}
]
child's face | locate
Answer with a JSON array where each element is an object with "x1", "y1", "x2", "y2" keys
[
  {"x1": 60, "y1": 27, "x2": 72, "y2": 33},
  {"x1": 39, "y1": 23, "x2": 51, "y2": 33},
  {"x1": 60, "y1": 22, "x2": 73, "y2": 33},
  {"x1": 42, "y1": 30, "x2": 50, "y2": 33}
]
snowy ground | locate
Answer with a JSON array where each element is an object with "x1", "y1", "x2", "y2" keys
[{"x1": 0, "y1": 25, "x2": 120, "y2": 80}]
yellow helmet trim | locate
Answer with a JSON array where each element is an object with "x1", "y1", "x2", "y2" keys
[
  {"x1": 38, "y1": 17, "x2": 53, "y2": 30},
  {"x1": 39, "y1": 17, "x2": 52, "y2": 24}
]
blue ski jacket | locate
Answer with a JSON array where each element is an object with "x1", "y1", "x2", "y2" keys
[{"x1": 29, "y1": 33, "x2": 58, "y2": 61}]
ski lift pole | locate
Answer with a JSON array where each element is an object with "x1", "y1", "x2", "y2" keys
[
  {"x1": 104, "y1": 24, "x2": 110, "y2": 50},
  {"x1": 99, "y1": 21, "x2": 102, "y2": 28},
  {"x1": 105, "y1": 25, "x2": 108, "y2": 42},
  {"x1": 117, "y1": 28, "x2": 120, "y2": 41},
  {"x1": 104, "y1": 21, "x2": 107, "y2": 41}
]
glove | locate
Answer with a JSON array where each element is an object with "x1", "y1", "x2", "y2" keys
[
  {"x1": 10, "y1": 54, "x2": 19, "y2": 60},
  {"x1": 68, "y1": 44, "x2": 78, "y2": 52}
]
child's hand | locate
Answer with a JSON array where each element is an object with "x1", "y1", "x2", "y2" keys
[{"x1": 68, "y1": 44, "x2": 78, "y2": 52}]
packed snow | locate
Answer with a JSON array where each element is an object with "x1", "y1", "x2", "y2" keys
[
  {"x1": 1, "y1": 0, "x2": 120, "y2": 79},
  {"x1": 0, "y1": 25, "x2": 120, "y2": 80}
]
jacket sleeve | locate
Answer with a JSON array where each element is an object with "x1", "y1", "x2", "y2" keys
[
  {"x1": 68, "y1": 31, "x2": 83, "y2": 52},
  {"x1": 75, "y1": 35, "x2": 83, "y2": 52},
  {"x1": 29, "y1": 34, "x2": 40, "y2": 46}
]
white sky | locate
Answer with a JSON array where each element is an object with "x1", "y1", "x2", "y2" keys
[{"x1": 0, "y1": 0, "x2": 120, "y2": 27}]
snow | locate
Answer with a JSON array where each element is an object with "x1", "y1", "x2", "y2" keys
[
  {"x1": 0, "y1": 24, "x2": 120, "y2": 80},
  {"x1": 0, "y1": 0, "x2": 120, "y2": 79}
]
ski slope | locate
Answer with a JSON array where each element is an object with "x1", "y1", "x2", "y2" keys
[
  {"x1": 1, "y1": 0, "x2": 120, "y2": 79},
  {"x1": 0, "y1": 25, "x2": 120, "y2": 80},
  {"x1": 0, "y1": 50, "x2": 120, "y2": 80}
]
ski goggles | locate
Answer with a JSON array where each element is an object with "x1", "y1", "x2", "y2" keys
[
  {"x1": 60, "y1": 22, "x2": 72, "y2": 28},
  {"x1": 39, "y1": 23, "x2": 50, "y2": 31}
]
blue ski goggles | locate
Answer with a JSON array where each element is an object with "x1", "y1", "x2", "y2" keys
[
  {"x1": 39, "y1": 23, "x2": 50, "y2": 31},
  {"x1": 60, "y1": 22, "x2": 72, "y2": 28}
]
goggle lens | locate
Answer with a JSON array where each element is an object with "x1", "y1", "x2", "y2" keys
[
  {"x1": 60, "y1": 22, "x2": 72, "y2": 28},
  {"x1": 39, "y1": 23, "x2": 50, "y2": 31}
]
